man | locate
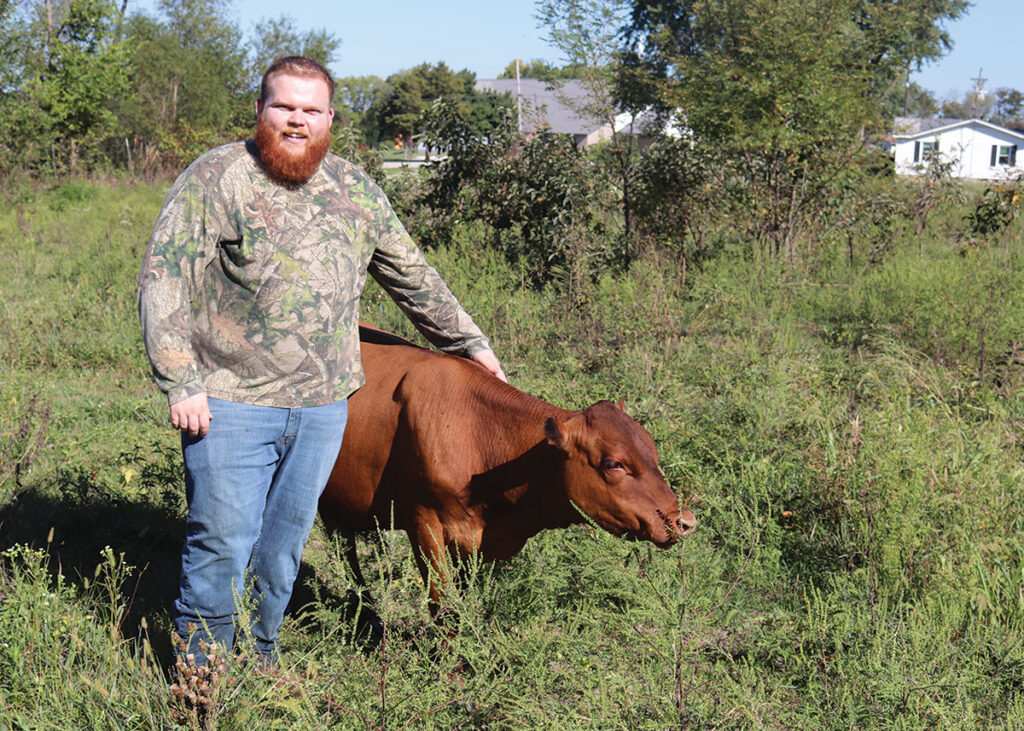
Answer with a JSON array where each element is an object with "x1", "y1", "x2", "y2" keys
[{"x1": 138, "y1": 56, "x2": 504, "y2": 667}]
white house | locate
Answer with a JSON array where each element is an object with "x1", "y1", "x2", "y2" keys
[{"x1": 893, "y1": 118, "x2": 1023, "y2": 180}]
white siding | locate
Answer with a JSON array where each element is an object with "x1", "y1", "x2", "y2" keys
[{"x1": 893, "y1": 121, "x2": 1024, "y2": 181}]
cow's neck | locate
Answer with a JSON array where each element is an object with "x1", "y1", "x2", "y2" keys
[{"x1": 468, "y1": 393, "x2": 580, "y2": 560}]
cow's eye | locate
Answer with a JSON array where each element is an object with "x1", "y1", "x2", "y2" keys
[{"x1": 601, "y1": 457, "x2": 624, "y2": 472}]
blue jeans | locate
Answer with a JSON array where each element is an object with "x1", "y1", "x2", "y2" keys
[{"x1": 173, "y1": 397, "x2": 348, "y2": 666}]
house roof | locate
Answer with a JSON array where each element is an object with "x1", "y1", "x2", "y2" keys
[
  {"x1": 474, "y1": 78, "x2": 604, "y2": 136},
  {"x1": 892, "y1": 116, "x2": 966, "y2": 135},
  {"x1": 893, "y1": 117, "x2": 1024, "y2": 142}
]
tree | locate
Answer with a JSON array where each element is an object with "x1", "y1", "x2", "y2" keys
[
  {"x1": 884, "y1": 80, "x2": 938, "y2": 118},
  {"x1": 365, "y1": 63, "x2": 510, "y2": 152},
  {"x1": 940, "y1": 86, "x2": 1023, "y2": 127},
  {"x1": 0, "y1": 0, "x2": 51, "y2": 171},
  {"x1": 498, "y1": 58, "x2": 581, "y2": 80},
  {"x1": 939, "y1": 96, "x2": 969, "y2": 119},
  {"x1": 455, "y1": 68, "x2": 515, "y2": 139},
  {"x1": 0, "y1": 0, "x2": 134, "y2": 173},
  {"x1": 536, "y1": 0, "x2": 645, "y2": 262},
  {"x1": 40, "y1": 0, "x2": 134, "y2": 170},
  {"x1": 250, "y1": 15, "x2": 339, "y2": 86},
  {"x1": 620, "y1": 0, "x2": 969, "y2": 258},
  {"x1": 417, "y1": 98, "x2": 602, "y2": 287},
  {"x1": 992, "y1": 87, "x2": 1024, "y2": 128},
  {"x1": 0, "y1": 0, "x2": 27, "y2": 94},
  {"x1": 940, "y1": 87, "x2": 996, "y2": 120},
  {"x1": 118, "y1": 0, "x2": 250, "y2": 174},
  {"x1": 333, "y1": 74, "x2": 386, "y2": 145},
  {"x1": 368, "y1": 62, "x2": 464, "y2": 148},
  {"x1": 335, "y1": 75, "x2": 386, "y2": 116}
]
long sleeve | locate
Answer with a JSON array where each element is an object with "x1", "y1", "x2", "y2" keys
[
  {"x1": 138, "y1": 161, "x2": 230, "y2": 404},
  {"x1": 138, "y1": 143, "x2": 493, "y2": 409},
  {"x1": 367, "y1": 198, "x2": 490, "y2": 357}
]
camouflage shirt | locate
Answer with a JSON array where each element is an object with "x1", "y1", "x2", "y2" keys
[{"x1": 138, "y1": 140, "x2": 490, "y2": 408}]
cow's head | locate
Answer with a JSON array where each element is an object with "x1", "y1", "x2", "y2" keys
[{"x1": 544, "y1": 400, "x2": 695, "y2": 547}]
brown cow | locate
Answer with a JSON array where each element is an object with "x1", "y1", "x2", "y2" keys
[{"x1": 319, "y1": 326, "x2": 696, "y2": 610}]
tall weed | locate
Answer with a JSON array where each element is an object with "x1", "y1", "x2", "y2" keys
[{"x1": 3, "y1": 179, "x2": 1024, "y2": 727}]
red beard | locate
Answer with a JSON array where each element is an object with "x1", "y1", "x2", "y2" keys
[{"x1": 255, "y1": 118, "x2": 330, "y2": 184}]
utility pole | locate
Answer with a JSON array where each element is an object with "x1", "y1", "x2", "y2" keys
[
  {"x1": 903, "y1": 69, "x2": 911, "y2": 116},
  {"x1": 515, "y1": 59, "x2": 522, "y2": 134}
]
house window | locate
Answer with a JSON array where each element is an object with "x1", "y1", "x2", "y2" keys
[
  {"x1": 913, "y1": 140, "x2": 939, "y2": 163},
  {"x1": 991, "y1": 144, "x2": 1018, "y2": 167}
]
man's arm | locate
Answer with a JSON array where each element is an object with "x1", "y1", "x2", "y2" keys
[
  {"x1": 138, "y1": 162, "x2": 226, "y2": 430},
  {"x1": 365, "y1": 189, "x2": 506, "y2": 377}
]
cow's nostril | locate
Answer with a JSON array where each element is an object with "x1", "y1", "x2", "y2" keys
[{"x1": 677, "y1": 509, "x2": 696, "y2": 536}]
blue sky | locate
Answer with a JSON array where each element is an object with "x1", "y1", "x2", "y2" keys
[
  {"x1": 134, "y1": 0, "x2": 1020, "y2": 99},
  {"x1": 911, "y1": 0, "x2": 1022, "y2": 100}
]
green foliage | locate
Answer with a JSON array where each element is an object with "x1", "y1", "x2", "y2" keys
[
  {"x1": 621, "y1": 0, "x2": 969, "y2": 258},
  {"x1": 119, "y1": 0, "x2": 251, "y2": 175},
  {"x1": 250, "y1": 15, "x2": 339, "y2": 82},
  {"x1": 939, "y1": 83, "x2": 1024, "y2": 124},
  {"x1": 537, "y1": 0, "x2": 649, "y2": 255},
  {"x1": 498, "y1": 57, "x2": 583, "y2": 80},
  {"x1": 992, "y1": 87, "x2": 1024, "y2": 128},
  {"x1": 40, "y1": 0, "x2": 134, "y2": 165},
  {"x1": 0, "y1": 0, "x2": 134, "y2": 173},
  {"x1": 884, "y1": 79, "x2": 939, "y2": 118},
  {"x1": 5, "y1": 170, "x2": 1024, "y2": 726},
  {"x1": 631, "y1": 134, "x2": 718, "y2": 276},
  {"x1": 368, "y1": 62, "x2": 466, "y2": 146},
  {"x1": 411, "y1": 98, "x2": 607, "y2": 287},
  {"x1": 333, "y1": 74, "x2": 387, "y2": 143},
  {"x1": 967, "y1": 182, "x2": 1022, "y2": 242}
]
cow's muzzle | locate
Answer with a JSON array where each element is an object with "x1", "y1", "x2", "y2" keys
[
  {"x1": 676, "y1": 507, "x2": 696, "y2": 538},
  {"x1": 648, "y1": 506, "x2": 696, "y2": 547}
]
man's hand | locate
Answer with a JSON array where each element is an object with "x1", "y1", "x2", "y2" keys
[
  {"x1": 472, "y1": 349, "x2": 508, "y2": 383},
  {"x1": 170, "y1": 392, "x2": 213, "y2": 437}
]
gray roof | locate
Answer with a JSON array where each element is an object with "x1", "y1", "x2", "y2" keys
[
  {"x1": 892, "y1": 117, "x2": 1024, "y2": 142},
  {"x1": 474, "y1": 78, "x2": 605, "y2": 136},
  {"x1": 892, "y1": 116, "x2": 967, "y2": 134}
]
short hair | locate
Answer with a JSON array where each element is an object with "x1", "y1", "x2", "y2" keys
[{"x1": 260, "y1": 56, "x2": 335, "y2": 105}]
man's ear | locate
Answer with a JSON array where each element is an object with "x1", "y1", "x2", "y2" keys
[{"x1": 255, "y1": 98, "x2": 264, "y2": 120}]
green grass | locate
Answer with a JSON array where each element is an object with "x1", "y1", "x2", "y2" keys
[{"x1": 2, "y1": 179, "x2": 1024, "y2": 727}]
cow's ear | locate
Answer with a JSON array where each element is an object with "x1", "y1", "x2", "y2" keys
[
  {"x1": 616, "y1": 399, "x2": 625, "y2": 411},
  {"x1": 543, "y1": 416, "x2": 566, "y2": 450}
]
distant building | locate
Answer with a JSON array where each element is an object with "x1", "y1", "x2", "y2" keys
[
  {"x1": 474, "y1": 78, "x2": 674, "y2": 148},
  {"x1": 892, "y1": 118, "x2": 1023, "y2": 180}
]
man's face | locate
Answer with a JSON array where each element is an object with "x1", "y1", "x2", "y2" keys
[{"x1": 255, "y1": 73, "x2": 334, "y2": 183}]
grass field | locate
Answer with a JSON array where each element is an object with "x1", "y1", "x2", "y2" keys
[{"x1": 1, "y1": 178, "x2": 1024, "y2": 728}]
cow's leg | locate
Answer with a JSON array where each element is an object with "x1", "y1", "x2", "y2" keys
[
  {"x1": 332, "y1": 529, "x2": 386, "y2": 646},
  {"x1": 340, "y1": 529, "x2": 371, "y2": 595},
  {"x1": 408, "y1": 512, "x2": 455, "y2": 626}
]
